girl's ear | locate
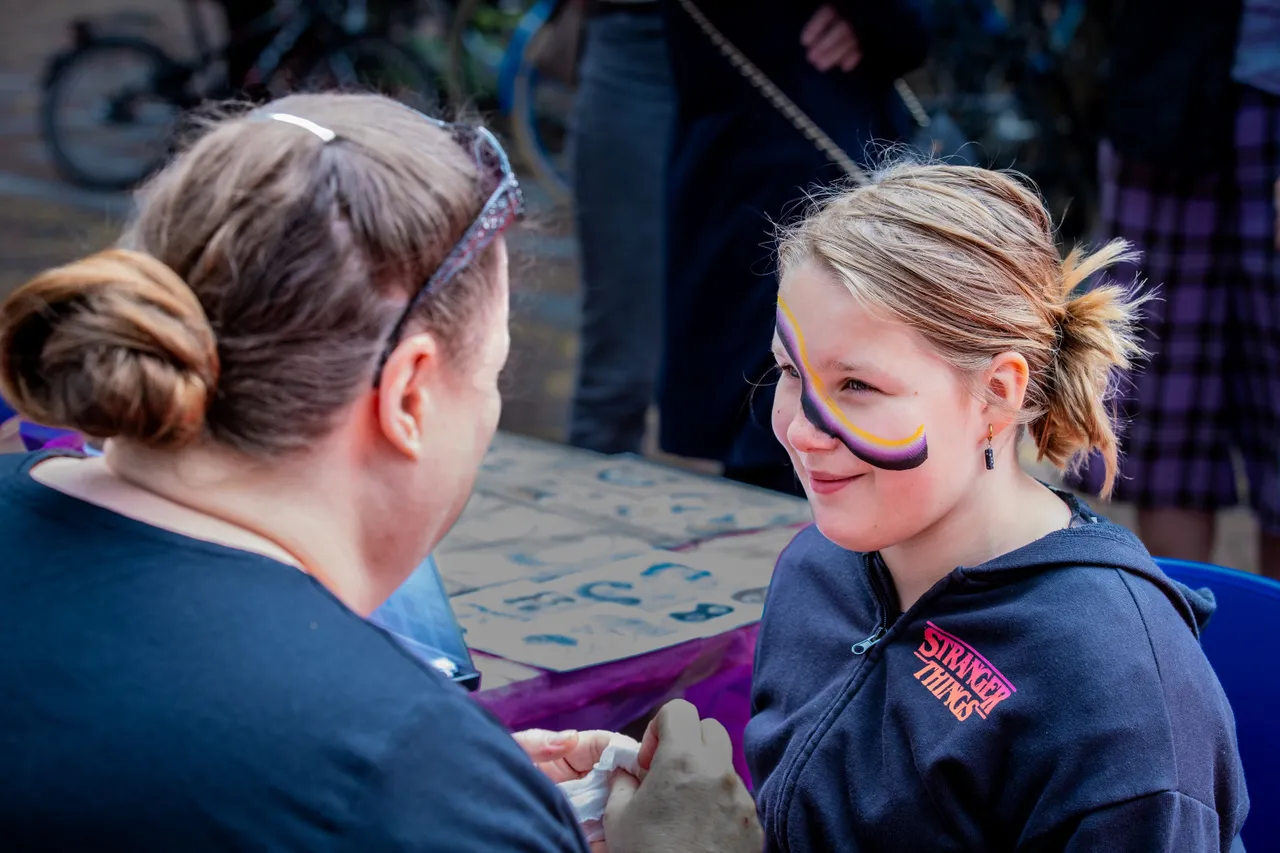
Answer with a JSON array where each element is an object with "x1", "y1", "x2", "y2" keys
[{"x1": 984, "y1": 351, "x2": 1030, "y2": 423}]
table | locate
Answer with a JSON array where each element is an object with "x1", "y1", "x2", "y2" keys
[{"x1": 420, "y1": 432, "x2": 811, "y2": 783}]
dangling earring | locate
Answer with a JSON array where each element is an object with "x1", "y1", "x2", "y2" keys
[{"x1": 985, "y1": 425, "x2": 995, "y2": 470}]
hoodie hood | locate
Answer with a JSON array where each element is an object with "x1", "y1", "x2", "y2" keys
[{"x1": 955, "y1": 492, "x2": 1216, "y2": 637}]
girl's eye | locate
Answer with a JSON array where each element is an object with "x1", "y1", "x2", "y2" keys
[
  {"x1": 842, "y1": 378, "x2": 875, "y2": 393},
  {"x1": 771, "y1": 355, "x2": 797, "y2": 377}
]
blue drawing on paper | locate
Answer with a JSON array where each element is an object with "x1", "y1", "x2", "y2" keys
[
  {"x1": 731, "y1": 587, "x2": 768, "y2": 605},
  {"x1": 525, "y1": 634, "x2": 579, "y2": 646},
  {"x1": 642, "y1": 562, "x2": 712, "y2": 583},
  {"x1": 505, "y1": 591, "x2": 576, "y2": 614},
  {"x1": 598, "y1": 616, "x2": 671, "y2": 638},
  {"x1": 597, "y1": 468, "x2": 657, "y2": 488},
  {"x1": 669, "y1": 603, "x2": 734, "y2": 623},
  {"x1": 577, "y1": 581, "x2": 642, "y2": 606}
]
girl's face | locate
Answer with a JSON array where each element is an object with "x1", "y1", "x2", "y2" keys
[{"x1": 772, "y1": 261, "x2": 989, "y2": 553}]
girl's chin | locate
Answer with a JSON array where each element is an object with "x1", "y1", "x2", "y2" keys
[{"x1": 811, "y1": 513, "x2": 889, "y2": 554}]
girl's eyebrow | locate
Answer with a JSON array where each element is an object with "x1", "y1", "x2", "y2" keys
[
  {"x1": 817, "y1": 356, "x2": 874, "y2": 374},
  {"x1": 773, "y1": 339, "x2": 878, "y2": 377}
]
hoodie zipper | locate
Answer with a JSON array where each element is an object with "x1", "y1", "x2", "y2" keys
[
  {"x1": 771, "y1": 554, "x2": 899, "y2": 851},
  {"x1": 851, "y1": 554, "x2": 894, "y2": 655},
  {"x1": 773, "y1": 563, "x2": 958, "y2": 851},
  {"x1": 850, "y1": 626, "x2": 884, "y2": 655}
]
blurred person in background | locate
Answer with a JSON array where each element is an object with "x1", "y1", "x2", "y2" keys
[
  {"x1": 567, "y1": 0, "x2": 674, "y2": 454},
  {"x1": 1074, "y1": 0, "x2": 1280, "y2": 579},
  {"x1": 655, "y1": 0, "x2": 931, "y2": 494}
]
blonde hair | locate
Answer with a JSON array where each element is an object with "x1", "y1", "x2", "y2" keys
[
  {"x1": 0, "y1": 93, "x2": 499, "y2": 455},
  {"x1": 778, "y1": 161, "x2": 1147, "y2": 498}
]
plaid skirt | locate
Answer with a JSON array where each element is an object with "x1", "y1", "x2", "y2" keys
[{"x1": 1073, "y1": 85, "x2": 1280, "y2": 531}]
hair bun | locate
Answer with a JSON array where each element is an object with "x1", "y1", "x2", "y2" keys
[
  {"x1": 1030, "y1": 240, "x2": 1148, "y2": 497},
  {"x1": 0, "y1": 248, "x2": 219, "y2": 448}
]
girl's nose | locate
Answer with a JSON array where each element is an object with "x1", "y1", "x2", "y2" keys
[{"x1": 787, "y1": 409, "x2": 840, "y2": 453}]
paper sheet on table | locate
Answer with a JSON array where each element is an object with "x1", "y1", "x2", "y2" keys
[
  {"x1": 682, "y1": 525, "x2": 807, "y2": 566},
  {"x1": 453, "y1": 548, "x2": 775, "y2": 672},
  {"x1": 472, "y1": 437, "x2": 811, "y2": 544},
  {"x1": 435, "y1": 531, "x2": 657, "y2": 596}
]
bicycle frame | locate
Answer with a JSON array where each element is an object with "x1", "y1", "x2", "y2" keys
[
  {"x1": 175, "y1": 0, "x2": 367, "y2": 87},
  {"x1": 495, "y1": 0, "x2": 556, "y2": 114}
]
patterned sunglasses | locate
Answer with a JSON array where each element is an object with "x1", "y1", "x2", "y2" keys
[{"x1": 373, "y1": 117, "x2": 525, "y2": 386}]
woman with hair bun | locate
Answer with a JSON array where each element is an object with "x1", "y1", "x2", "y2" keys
[
  {"x1": 747, "y1": 163, "x2": 1250, "y2": 850},
  {"x1": 0, "y1": 94, "x2": 761, "y2": 852}
]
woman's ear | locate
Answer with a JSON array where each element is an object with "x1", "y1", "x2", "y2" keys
[
  {"x1": 985, "y1": 351, "x2": 1030, "y2": 430},
  {"x1": 375, "y1": 332, "x2": 441, "y2": 461}
]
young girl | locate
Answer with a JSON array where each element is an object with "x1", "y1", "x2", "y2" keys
[{"x1": 745, "y1": 163, "x2": 1249, "y2": 850}]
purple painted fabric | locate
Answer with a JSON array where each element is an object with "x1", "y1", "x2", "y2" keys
[
  {"x1": 18, "y1": 423, "x2": 87, "y2": 453},
  {"x1": 1073, "y1": 85, "x2": 1280, "y2": 532},
  {"x1": 476, "y1": 624, "x2": 760, "y2": 786}
]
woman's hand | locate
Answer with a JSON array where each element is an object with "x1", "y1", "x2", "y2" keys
[
  {"x1": 515, "y1": 729, "x2": 618, "y2": 851},
  {"x1": 513, "y1": 728, "x2": 614, "y2": 784},
  {"x1": 801, "y1": 4, "x2": 862, "y2": 73}
]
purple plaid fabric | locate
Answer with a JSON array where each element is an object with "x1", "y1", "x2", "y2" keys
[{"x1": 1074, "y1": 85, "x2": 1280, "y2": 531}]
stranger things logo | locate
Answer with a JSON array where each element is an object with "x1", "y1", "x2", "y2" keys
[{"x1": 912, "y1": 621, "x2": 1017, "y2": 721}]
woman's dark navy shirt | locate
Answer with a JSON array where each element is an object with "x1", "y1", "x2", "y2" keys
[{"x1": 0, "y1": 453, "x2": 589, "y2": 852}]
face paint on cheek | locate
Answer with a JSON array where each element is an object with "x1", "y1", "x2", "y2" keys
[{"x1": 775, "y1": 297, "x2": 928, "y2": 471}]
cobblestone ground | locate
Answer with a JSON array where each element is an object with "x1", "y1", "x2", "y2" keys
[{"x1": 0, "y1": 0, "x2": 1260, "y2": 571}]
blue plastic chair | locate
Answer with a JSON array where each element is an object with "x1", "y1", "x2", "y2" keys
[{"x1": 1156, "y1": 558, "x2": 1280, "y2": 850}]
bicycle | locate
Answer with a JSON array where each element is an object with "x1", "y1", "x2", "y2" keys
[
  {"x1": 440, "y1": 0, "x2": 575, "y2": 204},
  {"x1": 41, "y1": 0, "x2": 439, "y2": 191}
]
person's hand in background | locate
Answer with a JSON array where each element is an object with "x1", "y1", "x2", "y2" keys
[
  {"x1": 801, "y1": 4, "x2": 862, "y2": 72},
  {"x1": 603, "y1": 700, "x2": 762, "y2": 853},
  {"x1": 513, "y1": 729, "x2": 615, "y2": 784}
]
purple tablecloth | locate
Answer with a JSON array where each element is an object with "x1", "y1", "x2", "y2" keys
[{"x1": 476, "y1": 623, "x2": 759, "y2": 786}]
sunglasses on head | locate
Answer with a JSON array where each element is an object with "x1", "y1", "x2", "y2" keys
[{"x1": 372, "y1": 115, "x2": 525, "y2": 387}]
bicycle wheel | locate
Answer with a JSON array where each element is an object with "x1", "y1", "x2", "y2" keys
[
  {"x1": 301, "y1": 34, "x2": 442, "y2": 109},
  {"x1": 507, "y1": 5, "x2": 573, "y2": 205},
  {"x1": 508, "y1": 58, "x2": 572, "y2": 204},
  {"x1": 40, "y1": 37, "x2": 187, "y2": 191}
]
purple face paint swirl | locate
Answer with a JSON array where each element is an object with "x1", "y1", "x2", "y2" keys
[{"x1": 775, "y1": 297, "x2": 928, "y2": 471}]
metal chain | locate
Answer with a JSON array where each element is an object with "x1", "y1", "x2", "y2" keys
[
  {"x1": 893, "y1": 78, "x2": 932, "y2": 130},
  {"x1": 673, "y1": 0, "x2": 870, "y2": 185}
]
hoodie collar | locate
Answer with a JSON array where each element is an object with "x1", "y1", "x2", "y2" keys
[{"x1": 950, "y1": 492, "x2": 1215, "y2": 638}]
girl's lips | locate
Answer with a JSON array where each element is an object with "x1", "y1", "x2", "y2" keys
[{"x1": 807, "y1": 473, "x2": 860, "y2": 495}]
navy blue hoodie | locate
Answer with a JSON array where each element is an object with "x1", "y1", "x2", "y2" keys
[{"x1": 746, "y1": 496, "x2": 1249, "y2": 852}]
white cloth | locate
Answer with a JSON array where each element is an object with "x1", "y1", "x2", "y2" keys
[{"x1": 556, "y1": 734, "x2": 642, "y2": 843}]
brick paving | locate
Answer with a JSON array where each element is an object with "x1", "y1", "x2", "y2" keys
[{"x1": 0, "y1": 0, "x2": 1261, "y2": 572}]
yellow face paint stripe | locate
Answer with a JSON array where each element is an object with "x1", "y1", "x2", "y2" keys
[{"x1": 777, "y1": 296, "x2": 925, "y2": 450}]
